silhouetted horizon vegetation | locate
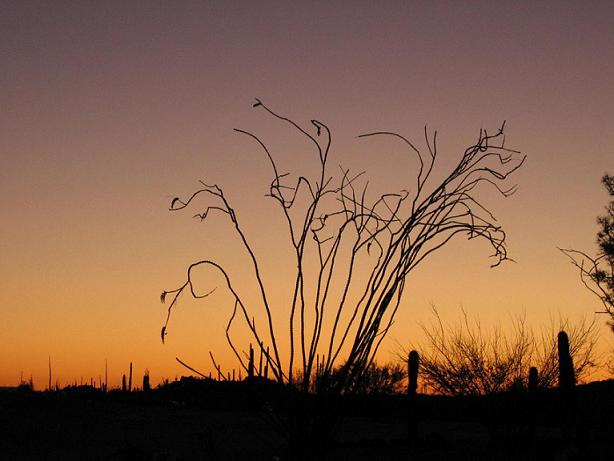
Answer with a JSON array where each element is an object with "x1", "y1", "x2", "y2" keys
[
  {"x1": 404, "y1": 308, "x2": 601, "y2": 396},
  {"x1": 3, "y1": 366, "x2": 613, "y2": 460}
]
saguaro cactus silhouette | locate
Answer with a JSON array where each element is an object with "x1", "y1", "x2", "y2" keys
[
  {"x1": 557, "y1": 330, "x2": 577, "y2": 439},
  {"x1": 248, "y1": 344, "x2": 255, "y2": 379},
  {"x1": 408, "y1": 350, "x2": 420, "y2": 444},
  {"x1": 528, "y1": 366, "x2": 538, "y2": 392},
  {"x1": 557, "y1": 331, "x2": 575, "y2": 390},
  {"x1": 128, "y1": 362, "x2": 133, "y2": 392},
  {"x1": 143, "y1": 369, "x2": 150, "y2": 392},
  {"x1": 526, "y1": 366, "x2": 539, "y2": 441},
  {"x1": 408, "y1": 350, "x2": 419, "y2": 396},
  {"x1": 264, "y1": 346, "x2": 270, "y2": 379}
]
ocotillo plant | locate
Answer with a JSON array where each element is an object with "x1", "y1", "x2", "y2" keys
[
  {"x1": 557, "y1": 331, "x2": 575, "y2": 390},
  {"x1": 128, "y1": 362, "x2": 133, "y2": 392},
  {"x1": 528, "y1": 366, "x2": 538, "y2": 392},
  {"x1": 408, "y1": 350, "x2": 419, "y2": 396}
]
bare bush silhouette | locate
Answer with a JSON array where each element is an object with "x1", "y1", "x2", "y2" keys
[
  {"x1": 161, "y1": 100, "x2": 524, "y2": 398},
  {"x1": 410, "y1": 308, "x2": 598, "y2": 396},
  {"x1": 293, "y1": 360, "x2": 406, "y2": 395}
]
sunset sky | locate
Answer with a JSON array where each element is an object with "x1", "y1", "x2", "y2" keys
[{"x1": 1, "y1": 1, "x2": 613, "y2": 388}]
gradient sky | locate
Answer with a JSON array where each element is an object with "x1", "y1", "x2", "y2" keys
[{"x1": 1, "y1": 0, "x2": 613, "y2": 387}]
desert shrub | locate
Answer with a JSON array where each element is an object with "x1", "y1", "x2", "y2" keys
[
  {"x1": 294, "y1": 361, "x2": 406, "y2": 395},
  {"x1": 352, "y1": 362, "x2": 407, "y2": 395},
  {"x1": 409, "y1": 308, "x2": 599, "y2": 396}
]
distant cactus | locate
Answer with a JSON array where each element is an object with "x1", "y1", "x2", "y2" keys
[
  {"x1": 557, "y1": 330, "x2": 577, "y2": 439},
  {"x1": 248, "y1": 344, "x2": 255, "y2": 379},
  {"x1": 264, "y1": 347, "x2": 270, "y2": 379},
  {"x1": 528, "y1": 366, "x2": 538, "y2": 392},
  {"x1": 557, "y1": 331, "x2": 575, "y2": 390},
  {"x1": 128, "y1": 362, "x2": 133, "y2": 392},
  {"x1": 258, "y1": 346, "x2": 263, "y2": 376},
  {"x1": 143, "y1": 369, "x2": 150, "y2": 392},
  {"x1": 407, "y1": 350, "x2": 420, "y2": 444},
  {"x1": 121, "y1": 374, "x2": 127, "y2": 392},
  {"x1": 408, "y1": 350, "x2": 419, "y2": 396},
  {"x1": 527, "y1": 366, "x2": 539, "y2": 442}
]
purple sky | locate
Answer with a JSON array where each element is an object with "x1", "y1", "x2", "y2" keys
[{"x1": 1, "y1": 1, "x2": 613, "y2": 385}]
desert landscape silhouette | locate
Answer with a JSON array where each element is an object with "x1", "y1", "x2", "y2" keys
[{"x1": 1, "y1": 1, "x2": 613, "y2": 460}]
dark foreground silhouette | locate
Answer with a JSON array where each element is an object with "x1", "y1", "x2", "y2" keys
[{"x1": 1, "y1": 377, "x2": 612, "y2": 460}]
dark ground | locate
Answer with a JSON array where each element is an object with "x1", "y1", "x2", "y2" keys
[{"x1": 1, "y1": 378, "x2": 612, "y2": 460}]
